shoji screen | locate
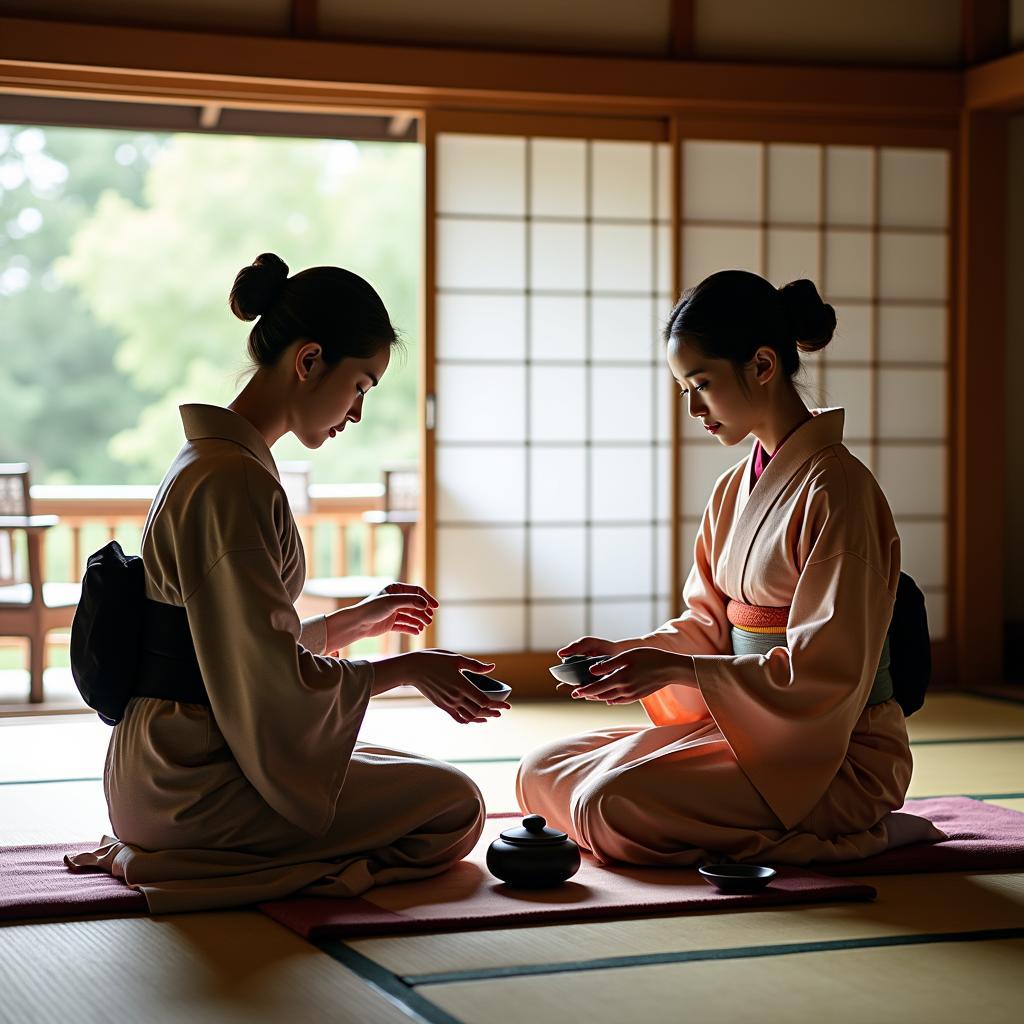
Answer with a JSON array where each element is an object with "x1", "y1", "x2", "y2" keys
[
  {"x1": 430, "y1": 127, "x2": 673, "y2": 652},
  {"x1": 678, "y1": 141, "x2": 950, "y2": 638}
]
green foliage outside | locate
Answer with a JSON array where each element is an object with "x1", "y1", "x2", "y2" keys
[{"x1": 0, "y1": 125, "x2": 422, "y2": 486}]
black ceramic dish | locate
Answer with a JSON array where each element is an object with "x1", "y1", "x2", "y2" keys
[
  {"x1": 548, "y1": 655, "x2": 609, "y2": 687},
  {"x1": 462, "y1": 669, "x2": 512, "y2": 700},
  {"x1": 698, "y1": 864, "x2": 777, "y2": 894}
]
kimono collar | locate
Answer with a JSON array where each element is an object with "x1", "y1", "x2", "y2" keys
[
  {"x1": 725, "y1": 407, "x2": 845, "y2": 602},
  {"x1": 180, "y1": 404, "x2": 280, "y2": 481}
]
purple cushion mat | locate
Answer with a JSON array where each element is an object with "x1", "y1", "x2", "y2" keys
[
  {"x1": 0, "y1": 842, "x2": 147, "y2": 922},
  {"x1": 257, "y1": 854, "x2": 876, "y2": 940},
  {"x1": 814, "y1": 797, "x2": 1024, "y2": 875},
  {"x1": 1, "y1": 797, "x2": 1020, "y2": 927}
]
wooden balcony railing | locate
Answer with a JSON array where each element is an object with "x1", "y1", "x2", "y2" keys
[
  {"x1": 0, "y1": 482, "x2": 414, "y2": 703},
  {"x1": 29, "y1": 482, "x2": 388, "y2": 584}
]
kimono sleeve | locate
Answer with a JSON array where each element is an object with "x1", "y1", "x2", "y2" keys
[
  {"x1": 298, "y1": 614, "x2": 327, "y2": 655},
  {"x1": 691, "y1": 488, "x2": 900, "y2": 829},
  {"x1": 184, "y1": 546, "x2": 372, "y2": 837},
  {"x1": 639, "y1": 502, "x2": 730, "y2": 727}
]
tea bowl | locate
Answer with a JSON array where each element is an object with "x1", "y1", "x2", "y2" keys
[{"x1": 697, "y1": 864, "x2": 777, "y2": 894}]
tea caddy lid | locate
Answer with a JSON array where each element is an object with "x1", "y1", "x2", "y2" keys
[{"x1": 500, "y1": 814, "x2": 569, "y2": 846}]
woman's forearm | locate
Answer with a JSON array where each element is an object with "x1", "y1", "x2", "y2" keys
[
  {"x1": 368, "y1": 654, "x2": 411, "y2": 697},
  {"x1": 616, "y1": 634, "x2": 678, "y2": 654},
  {"x1": 324, "y1": 607, "x2": 364, "y2": 653}
]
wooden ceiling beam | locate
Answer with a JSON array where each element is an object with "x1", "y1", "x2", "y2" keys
[
  {"x1": 0, "y1": 15, "x2": 961, "y2": 121},
  {"x1": 965, "y1": 46, "x2": 1024, "y2": 108}
]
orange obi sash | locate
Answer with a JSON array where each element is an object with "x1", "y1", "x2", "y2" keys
[{"x1": 726, "y1": 599, "x2": 789, "y2": 634}]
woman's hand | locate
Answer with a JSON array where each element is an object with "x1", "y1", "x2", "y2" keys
[
  {"x1": 556, "y1": 635, "x2": 630, "y2": 659},
  {"x1": 569, "y1": 647, "x2": 696, "y2": 704},
  {"x1": 325, "y1": 582, "x2": 438, "y2": 652},
  {"x1": 357, "y1": 582, "x2": 438, "y2": 639},
  {"x1": 373, "y1": 650, "x2": 511, "y2": 724}
]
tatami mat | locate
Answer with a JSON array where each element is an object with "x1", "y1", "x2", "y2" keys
[
  {"x1": 3, "y1": 696, "x2": 1023, "y2": 847},
  {"x1": 350, "y1": 872, "x2": 1024, "y2": 978},
  {"x1": 2, "y1": 692, "x2": 1020, "y2": 785},
  {"x1": 473, "y1": 735, "x2": 1024, "y2": 813},
  {"x1": 0, "y1": 715, "x2": 110, "y2": 783},
  {"x1": 906, "y1": 741, "x2": 1024, "y2": 798},
  {"x1": 0, "y1": 699, "x2": 645, "y2": 783},
  {"x1": 988, "y1": 797, "x2": 1024, "y2": 813},
  {"x1": 905, "y1": 694, "x2": 1024, "y2": 741},
  {"x1": 360, "y1": 698, "x2": 646, "y2": 761},
  {"x1": 0, "y1": 780, "x2": 110, "y2": 845},
  {"x1": 420, "y1": 938, "x2": 1024, "y2": 1024},
  {"x1": 2, "y1": 692, "x2": 1023, "y2": 1024},
  {"x1": 0, "y1": 913, "x2": 423, "y2": 1024}
]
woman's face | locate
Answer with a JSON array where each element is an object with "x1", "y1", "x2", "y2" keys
[
  {"x1": 667, "y1": 336, "x2": 765, "y2": 447},
  {"x1": 292, "y1": 342, "x2": 392, "y2": 449}
]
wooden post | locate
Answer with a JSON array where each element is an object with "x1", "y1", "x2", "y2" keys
[
  {"x1": 290, "y1": 0, "x2": 317, "y2": 39},
  {"x1": 961, "y1": 0, "x2": 1009, "y2": 66},
  {"x1": 26, "y1": 528, "x2": 45, "y2": 703},
  {"x1": 332, "y1": 523, "x2": 348, "y2": 576},
  {"x1": 953, "y1": 108, "x2": 1007, "y2": 687},
  {"x1": 70, "y1": 524, "x2": 81, "y2": 582},
  {"x1": 669, "y1": 1, "x2": 695, "y2": 59},
  {"x1": 669, "y1": 116, "x2": 684, "y2": 612},
  {"x1": 420, "y1": 111, "x2": 437, "y2": 645},
  {"x1": 364, "y1": 523, "x2": 377, "y2": 577}
]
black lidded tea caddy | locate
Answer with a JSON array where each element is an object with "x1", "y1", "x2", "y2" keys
[{"x1": 486, "y1": 814, "x2": 582, "y2": 888}]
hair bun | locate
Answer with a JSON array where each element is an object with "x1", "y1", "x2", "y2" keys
[
  {"x1": 778, "y1": 279, "x2": 836, "y2": 353},
  {"x1": 229, "y1": 252, "x2": 289, "y2": 322}
]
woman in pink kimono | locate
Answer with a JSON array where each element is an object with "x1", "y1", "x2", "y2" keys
[
  {"x1": 517, "y1": 270, "x2": 937, "y2": 866},
  {"x1": 69, "y1": 253, "x2": 508, "y2": 912}
]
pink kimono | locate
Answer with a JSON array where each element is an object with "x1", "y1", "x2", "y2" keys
[{"x1": 517, "y1": 408, "x2": 935, "y2": 865}]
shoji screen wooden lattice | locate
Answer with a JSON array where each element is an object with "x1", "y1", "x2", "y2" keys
[
  {"x1": 676, "y1": 141, "x2": 951, "y2": 639},
  {"x1": 426, "y1": 122, "x2": 674, "y2": 654},
  {"x1": 424, "y1": 120, "x2": 952, "y2": 670}
]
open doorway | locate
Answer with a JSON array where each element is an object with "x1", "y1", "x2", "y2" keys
[{"x1": 0, "y1": 106, "x2": 423, "y2": 705}]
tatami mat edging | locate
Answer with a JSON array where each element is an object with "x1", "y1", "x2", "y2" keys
[
  {"x1": 390, "y1": 927, "x2": 1024, "y2": 987},
  {"x1": 319, "y1": 940, "x2": 465, "y2": 1024}
]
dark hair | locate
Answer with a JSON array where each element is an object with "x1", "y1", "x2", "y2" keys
[
  {"x1": 229, "y1": 253, "x2": 399, "y2": 367},
  {"x1": 663, "y1": 270, "x2": 835, "y2": 384}
]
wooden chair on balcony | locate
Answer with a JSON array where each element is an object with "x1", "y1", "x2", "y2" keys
[
  {"x1": 361, "y1": 464, "x2": 419, "y2": 584},
  {"x1": 0, "y1": 463, "x2": 80, "y2": 703},
  {"x1": 287, "y1": 462, "x2": 419, "y2": 655}
]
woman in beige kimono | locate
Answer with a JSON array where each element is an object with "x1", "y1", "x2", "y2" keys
[
  {"x1": 517, "y1": 270, "x2": 941, "y2": 866},
  {"x1": 69, "y1": 253, "x2": 509, "y2": 912}
]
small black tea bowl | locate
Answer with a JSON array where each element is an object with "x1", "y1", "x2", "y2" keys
[
  {"x1": 698, "y1": 863, "x2": 777, "y2": 894},
  {"x1": 487, "y1": 814, "x2": 582, "y2": 889},
  {"x1": 548, "y1": 655, "x2": 609, "y2": 688},
  {"x1": 462, "y1": 669, "x2": 512, "y2": 700}
]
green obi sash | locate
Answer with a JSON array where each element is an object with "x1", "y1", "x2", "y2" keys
[{"x1": 729, "y1": 627, "x2": 894, "y2": 707}]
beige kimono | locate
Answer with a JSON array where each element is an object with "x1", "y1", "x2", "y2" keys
[
  {"x1": 68, "y1": 404, "x2": 484, "y2": 913},
  {"x1": 518, "y1": 408, "x2": 935, "y2": 866}
]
